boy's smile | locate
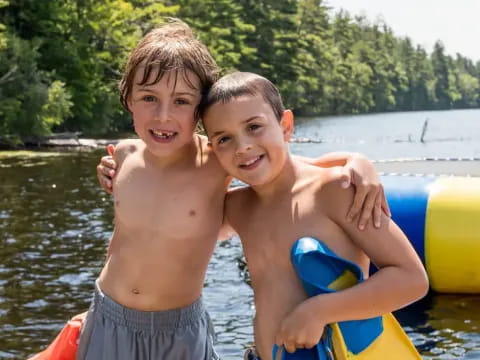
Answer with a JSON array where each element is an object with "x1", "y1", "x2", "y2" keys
[
  {"x1": 203, "y1": 95, "x2": 293, "y2": 186},
  {"x1": 149, "y1": 129, "x2": 177, "y2": 142},
  {"x1": 238, "y1": 154, "x2": 265, "y2": 170}
]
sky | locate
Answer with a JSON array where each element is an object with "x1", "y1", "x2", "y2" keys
[{"x1": 325, "y1": 0, "x2": 480, "y2": 62}]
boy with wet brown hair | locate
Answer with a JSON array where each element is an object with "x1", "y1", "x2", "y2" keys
[
  {"x1": 77, "y1": 19, "x2": 224, "y2": 359},
  {"x1": 200, "y1": 72, "x2": 428, "y2": 360},
  {"x1": 88, "y1": 19, "x2": 390, "y2": 360}
]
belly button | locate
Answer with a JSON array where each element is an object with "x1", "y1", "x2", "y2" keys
[{"x1": 131, "y1": 288, "x2": 140, "y2": 295}]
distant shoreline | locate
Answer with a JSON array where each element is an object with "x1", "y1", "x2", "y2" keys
[
  {"x1": 0, "y1": 133, "x2": 122, "y2": 151},
  {"x1": 0, "y1": 134, "x2": 323, "y2": 151}
]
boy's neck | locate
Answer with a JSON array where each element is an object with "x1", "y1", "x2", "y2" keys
[{"x1": 251, "y1": 154, "x2": 298, "y2": 201}]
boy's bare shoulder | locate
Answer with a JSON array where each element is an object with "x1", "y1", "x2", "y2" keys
[
  {"x1": 114, "y1": 139, "x2": 143, "y2": 163},
  {"x1": 315, "y1": 167, "x2": 354, "y2": 219},
  {"x1": 225, "y1": 185, "x2": 255, "y2": 220}
]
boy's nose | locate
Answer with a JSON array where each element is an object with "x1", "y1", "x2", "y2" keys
[
  {"x1": 153, "y1": 104, "x2": 170, "y2": 122},
  {"x1": 235, "y1": 142, "x2": 253, "y2": 156}
]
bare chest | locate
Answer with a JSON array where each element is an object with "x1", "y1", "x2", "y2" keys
[
  {"x1": 239, "y1": 199, "x2": 354, "y2": 278},
  {"x1": 113, "y1": 164, "x2": 224, "y2": 237}
]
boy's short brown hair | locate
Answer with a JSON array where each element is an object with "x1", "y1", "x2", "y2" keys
[
  {"x1": 199, "y1": 72, "x2": 285, "y2": 121},
  {"x1": 119, "y1": 18, "x2": 220, "y2": 112}
]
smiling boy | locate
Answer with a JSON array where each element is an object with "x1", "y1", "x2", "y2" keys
[
  {"x1": 76, "y1": 20, "x2": 226, "y2": 360},
  {"x1": 200, "y1": 72, "x2": 429, "y2": 360}
]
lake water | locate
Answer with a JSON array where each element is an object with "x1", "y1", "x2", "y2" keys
[{"x1": 0, "y1": 109, "x2": 479, "y2": 359}]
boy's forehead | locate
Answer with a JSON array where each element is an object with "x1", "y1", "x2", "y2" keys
[
  {"x1": 204, "y1": 95, "x2": 275, "y2": 129},
  {"x1": 209, "y1": 95, "x2": 272, "y2": 116},
  {"x1": 132, "y1": 65, "x2": 201, "y2": 92}
]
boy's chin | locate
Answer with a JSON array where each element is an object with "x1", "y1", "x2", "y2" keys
[{"x1": 233, "y1": 174, "x2": 270, "y2": 187}]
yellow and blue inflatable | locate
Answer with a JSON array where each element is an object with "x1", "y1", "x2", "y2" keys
[
  {"x1": 382, "y1": 175, "x2": 480, "y2": 294},
  {"x1": 272, "y1": 237, "x2": 421, "y2": 360}
]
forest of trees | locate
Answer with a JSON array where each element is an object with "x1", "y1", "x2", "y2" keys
[{"x1": 1, "y1": 0, "x2": 479, "y2": 144}]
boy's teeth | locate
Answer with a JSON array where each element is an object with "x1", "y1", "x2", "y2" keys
[
  {"x1": 152, "y1": 130, "x2": 175, "y2": 137},
  {"x1": 243, "y1": 156, "x2": 260, "y2": 166}
]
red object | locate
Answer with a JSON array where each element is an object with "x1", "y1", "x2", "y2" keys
[{"x1": 28, "y1": 312, "x2": 86, "y2": 360}]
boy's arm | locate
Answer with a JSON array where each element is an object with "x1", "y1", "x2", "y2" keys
[
  {"x1": 276, "y1": 181, "x2": 428, "y2": 353},
  {"x1": 293, "y1": 151, "x2": 356, "y2": 168},
  {"x1": 217, "y1": 176, "x2": 237, "y2": 241},
  {"x1": 217, "y1": 220, "x2": 236, "y2": 242},
  {"x1": 105, "y1": 141, "x2": 134, "y2": 257},
  {"x1": 294, "y1": 152, "x2": 390, "y2": 229}
]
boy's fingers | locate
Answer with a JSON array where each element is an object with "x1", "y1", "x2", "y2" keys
[
  {"x1": 102, "y1": 175, "x2": 112, "y2": 189},
  {"x1": 107, "y1": 144, "x2": 115, "y2": 157},
  {"x1": 347, "y1": 187, "x2": 367, "y2": 222},
  {"x1": 100, "y1": 156, "x2": 117, "y2": 179},
  {"x1": 275, "y1": 333, "x2": 283, "y2": 348},
  {"x1": 104, "y1": 182, "x2": 113, "y2": 194},
  {"x1": 381, "y1": 192, "x2": 392, "y2": 217},
  {"x1": 275, "y1": 330, "x2": 297, "y2": 354},
  {"x1": 284, "y1": 341, "x2": 297, "y2": 353},
  {"x1": 97, "y1": 164, "x2": 113, "y2": 193},
  {"x1": 373, "y1": 194, "x2": 382, "y2": 228},
  {"x1": 338, "y1": 167, "x2": 352, "y2": 189},
  {"x1": 358, "y1": 191, "x2": 376, "y2": 230},
  {"x1": 101, "y1": 155, "x2": 116, "y2": 169},
  {"x1": 97, "y1": 163, "x2": 111, "y2": 178}
]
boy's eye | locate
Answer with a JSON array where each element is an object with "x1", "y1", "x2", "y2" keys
[
  {"x1": 175, "y1": 98, "x2": 189, "y2": 105},
  {"x1": 142, "y1": 95, "x2": 156, "y2": 102},
  {"x1": 217, "y1": 136, "x2": 230, "y2": 145},
  {"x1": 248, "y1": 124, "x2": 261, "y2": 131}
]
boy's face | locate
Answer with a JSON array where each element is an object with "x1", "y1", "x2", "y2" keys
[
  {"x1": 203, "y1": 95, "x2": 293, "y2": 186},
  {"x1": 128, "y1": 68, "x2": 202, "y2": 157}
]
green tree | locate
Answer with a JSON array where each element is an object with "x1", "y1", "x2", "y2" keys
[
  {"x1": 285, "y1": 0, "x2": 333, "y2": 113},
  {"x1": 177, "y1": 0, "x2": 255, "y2": 72},
  {"x1": 0, "y1": 35, "x2": 72, "y2": 141},
  {"x1": 431, "y1": 41, "x2": 456, "y2": 109},
  {"x1": 236, "y1": 0, "x2": 300, "y2": 106}
]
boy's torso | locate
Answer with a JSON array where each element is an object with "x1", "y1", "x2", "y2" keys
[
  {"x1": 227, "y1": 162, "x2": 369, "y2": 359},
  {"x1": 99, "y1": 137, "x2": 228, "y2": 311}
]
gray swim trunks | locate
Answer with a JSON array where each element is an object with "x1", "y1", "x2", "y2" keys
[{"x1": 76, "y1": 282, "x2": 219, "y2": 360}]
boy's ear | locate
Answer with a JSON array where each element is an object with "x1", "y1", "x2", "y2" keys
[
  {"x1": 280, "y1": 110, "x2": 294, "y2": 142},
  {"x1": 127, "y1": 98, "x2": 134, "y2": 113}
]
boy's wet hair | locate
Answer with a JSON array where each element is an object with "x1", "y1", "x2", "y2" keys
[
  {"x1": 119, "y1": 18, "x2": 220, "y2": 113},
  {"x1": 199, "y1": 72, "x2": 285, "y2": 121}
]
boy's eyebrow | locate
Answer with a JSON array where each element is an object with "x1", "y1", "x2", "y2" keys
[
  {"x1": 134, "y1": 86, "x2": 197, "y2": 97},
  {"x1": 135, "y1": 86, "x2": 157, "y2": 92},
  {"x1": 210, "y1": 116, "x2": 263, "y2": 138},
  {"x1": 210, "y1": 129, "x2": 226, "y2": 138},
  {"x1": 243, "y1": 115, "x2": 262, "y2": 123},
  {"x1": 173, "y1": 91, "x2": 197, "y2": 97}
]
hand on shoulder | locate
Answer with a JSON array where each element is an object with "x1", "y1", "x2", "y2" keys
[{"x1": 317, "y1": 170, "x2": 357, "y2": 224}]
